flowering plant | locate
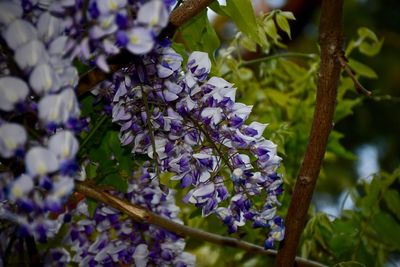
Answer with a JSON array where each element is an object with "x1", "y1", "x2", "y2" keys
[
  {"x1": 1, "y1": 0, "x2": 390, "y2": 266},
  {"x1": 0, "y1": 1, "x2": 285, "y2": 265}
]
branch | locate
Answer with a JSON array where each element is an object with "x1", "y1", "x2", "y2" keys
[
  {"x1": 77, "y1": 0, "x2": 215, "y2": 97},
  {"x1": 337, "y1": 53, "x2": 372, "y2": 96},
  {"x1": 74, "y1": 181, "x2": 326, "y2": 267},
  {"x1": 275, "y1": 0, "x2": 344, "y2": 266}
]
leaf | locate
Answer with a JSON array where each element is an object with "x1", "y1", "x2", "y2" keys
[
  {"x1": 266, "y1": 89, "x2": 288, "y2": 107},
  {"x1": 87, "y1": 198, "x2": 98, "y2": 218},
  {"x1": 181, "y1": 10, "x2": 220, "y2": 56},
  {"x1": 348, "y1": 59, "x2": 378, "y2": 79},
  {"x1": 357, "y1": 27, "x2": 378, "y2": 42},
  {"x1": 359, "y1": 39, "x2": 383, "y2": 57},
  {"x1": 279, "y1": 11, "x2": 296, "y2": 20},
  {"x1": 370, "y1": 212, "x2": 400, "y2": 250},
  {"x1": 264, "y1": 19, "x2": 279, "y2": 42},
  {"x1": 239, "y1": 35, "x2": 257, "y2": 52},
  {"x1": 333, "y1": 261, "x2": 366, "y2": 267},
  {"x1": 329, "y1": 220, "x2": 359, "y2": 258},
  {"x1": 384, "y1": 189, "x2": 400, "y2": 221},
  {"x1": 221, "y1": 0, "x2": 259, "y2": 44},
  {"x1": 276, "y1": 13, "x2": 291, "y2": 39},
  {"x1": 334, "y1": 98, "x2": 362, "y2": 123},
  {"x1": 100, "y1": 173, "x2": 128, "y2": 193},
  {"x1": 327, "y1": 131, "x2": 356, "y2": 160}
]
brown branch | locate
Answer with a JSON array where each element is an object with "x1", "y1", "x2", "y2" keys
[
  {"x1": 337, "y1": 53, "x2": 372, "y2": 96},
  {"x1": 74, "y1": 181, "x2": 327, "y2": 267},
  {"x1": 275, "y1": 0, "x2": 344, "y2": 266},
  {"x1": 77, "y1": 0, "x2": 215, "y2": 97}
]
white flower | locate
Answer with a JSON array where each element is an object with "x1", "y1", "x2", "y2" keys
[
  {"x1": 38, "y1": 89, "x2": 80, "y2": 124},
  {"x1": 0, "y1": 123, "x2": 27, "y2": 158},
  {"x1": 4, "y1": 19, "x2": 37, "y2": 50},
  {"x1": 137, "y1": 0, "x2": 169, "y2": 28},
  {"x1": 0, "y1": 2, "x2": 22, "y2": 26},
  {"x1": 37, "y1": 12, "x2": 63, "y2": 43},
  {"x1": 0, "y1": 76, "x2": 29, "y2": 111},
  {"x1": 9, "y1": 174, "x2": 34, "y2": 200},
  {"x1": 133, "y1": 244, "x2": 149, "y2": 267},
  {"x1": 14, "y1": 40, "x2": 48, "y2": 70},
  {"x1": 126, "y1": 27, "x2": 154, "y2": 55},
  {"x1": 48, "y1": 131, "x2": 79, "y2": 160},
  {"x1": 29, "y1": 63, "x2": 61, "y2": 95},
  {"x1": 25, "y1": 147, "x2": 59, "y2": 176}
]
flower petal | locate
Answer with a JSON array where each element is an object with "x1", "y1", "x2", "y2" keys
[
  {"x1": 0, "y1": 76, "x2": 29, "y2": 111},
  {"x1": 25, "y1": 147, "x2": 59, "y2": 176}
]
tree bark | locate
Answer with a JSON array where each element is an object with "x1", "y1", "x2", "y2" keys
[{"x1": 275, "y1": 0, "x2": 344, "y2": 266}]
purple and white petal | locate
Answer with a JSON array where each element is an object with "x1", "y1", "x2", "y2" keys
[
  {"x1": 9, "y1": 174, "x2": 34, "y2": 200},
  {"x1": 37, "y1": 12, "x2": 63, "y2": 43},
  {"x1": 133, "y1": 244, "x2": 149, "y2": 267},
  {"x1": 201, "y1": 107, "x2": 223, "y2": 125},
  {"x1": 48, "y1": 131, "x2": 79, "y2": 160},
  {"x1": 4, "y1": 19, "x2": 37, "y2": 50},
  {"x1": 25, "y1": 147, "x2": 59, "y2": 176},
  {"x1": 0, "y1": 2, "x2": 22, "y2": 26},
  {"x1": 14, "y1": 40, "x2": 48, "y2": 70},
  {"x1": 137, "y1": 0, "x2": 169, "y2": 28},
  {"x1": 0, "y1": 123, "x2": 27, "y2": 158},
  {"x1": 29, "y1": 63, "x2": 61, "y2": 95},
  {"x1": 126, "y1": 27, "x2": 154, "y2": 55},
  {"x1": 0, "y1": 76, "x2": 29, "y2": 111}
]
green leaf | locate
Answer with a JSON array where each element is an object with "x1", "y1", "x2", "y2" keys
[
  {"x1": 348, "y1": 59, "x2": 378, "y2": 79},
  {"x1": 334, "y1": 98, "x2": 362, "y2": 123},
  {"x1": 279, "y1": 11, "x2": 296, "y2": 20},
  {"x1": 266, "y1": 89, "x2": 289, "y2": 107},
  {"x1": 333, "y1": 261, "x2": 366, "y2": 267},
  {"x1": 87, "y1": 198, "x2": 98, "y2": 218},
  {"x1": 239, "y1": 35, "x2": 257, "y2": 52},
  {"x1": 327, "y1": 131, "x2": 356, "y2": 160},
  {"x1": 100, "y1": 173, "x2": 128, "y2": 193},
  {"x1": 263, "y1": 19, "x2": 279, "y2": 42},
  {"x1": 181, "y1": 10, "x2": 220, "y2": 56},
  {"x1": 384, "y1": 189, "x2": 400, "y2": 221},
  {"x1": 359, "y1": 39, "x2": 383, "y2": 57},
  {"x1": 85, "y1": 162, "x2": 99, "y2": 179},
  {"x1": 357, "y1": 27, "x2": 378, "y2": 42},
  {"x1": 276, "y1": 13, "x2": 291, "y2": 39},
  {"x1": 221, "y1": 0, "x2": 259, "y2": 44},
  {"x1": 370, "y1": 212, "x2": 400, "y2": 249}
]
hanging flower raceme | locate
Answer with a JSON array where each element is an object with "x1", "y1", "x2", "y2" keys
[
  {"x1": 106, "y1": 43, "x2": 285, "y2": 248},
  {"x1": 0, "y1": 0, "x2": 82, "y2": 243},
  {"x1": 53, "y1": 0, "x2": 174, "y2": 72},
  {"x1": 54, "y1": 172, "x2": 195, "y2": 267}
]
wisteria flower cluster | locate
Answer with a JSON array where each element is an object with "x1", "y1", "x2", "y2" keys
[
  {"x1": 53, "y1": 0, "x2": 174, "y2": 72},
  {"x1": 1, "y1": 0, "x2": 285, "y2": 265},
  {"x1": 47, "y1": 172, "x2": 195, "y2": 267},
  {"x1": 0, "y1": 0, "x2": 81, "y2": 242},
  {"x1": 106, "y1": 44, "x2": 285, "y2": 248}
]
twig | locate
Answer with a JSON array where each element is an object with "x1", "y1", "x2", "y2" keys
[
  {"x1": 77, "y1": 0, "x2": 216, "y2": 97},
  {"x1": 74, "y1": 181, "x2": 327, "y2": 267},
  {"x1": 337, "y1": 53, "x2": 372, "y2": 96},
  {"x1": 275, "y1": 0, "x2": 344, "y2": 266},
  {"x1": 241, "y1": 52, "x2": 317, "y2": 66}
]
